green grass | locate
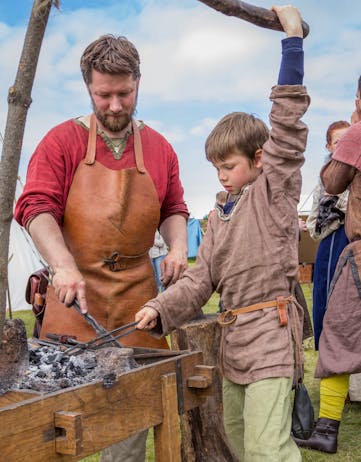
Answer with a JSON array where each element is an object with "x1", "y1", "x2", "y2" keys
[{"x1": 12, "y1": 285, "x2": 361, "y2": 461}]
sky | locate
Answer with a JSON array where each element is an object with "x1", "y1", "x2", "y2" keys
[{"x1": 1, "y1": 0, "x2": 361, "y2": 218}]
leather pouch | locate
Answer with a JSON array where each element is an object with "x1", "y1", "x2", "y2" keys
[
  {"x1": 25, "y1": 268, "x2": 49, "y2": 338},
  {"x1": 292, "y1": 381, "x2": 315, "y2": 440}
]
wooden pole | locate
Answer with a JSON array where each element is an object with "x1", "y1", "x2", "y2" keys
[{"x1": 0, "y1": 0, "x2": 54, "y2": 341}]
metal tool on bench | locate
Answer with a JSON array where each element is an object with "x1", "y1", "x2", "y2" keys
[{"x1": 45, "y1": 320, "x2": 139, "y2": 355}]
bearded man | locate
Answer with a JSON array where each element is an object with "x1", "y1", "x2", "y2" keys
[{"x1": 15, "y1": 34, "x2": 189, "y2": 462}]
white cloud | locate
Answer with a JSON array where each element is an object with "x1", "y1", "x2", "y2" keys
[
  {"x1": 191, "y1": 117, "x2": 218, "y2": 136},
  {"x1": 2, "y1": 0, "x2": 361, "y2": 217}
]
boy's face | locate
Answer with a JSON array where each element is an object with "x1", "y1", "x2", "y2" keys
[{"x1": 213, "y1": 151, "x2": 262, "y2": 195}]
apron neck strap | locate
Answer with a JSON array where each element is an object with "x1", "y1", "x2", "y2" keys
[
  {"x1": 84, "y1": 115, "x2": 146, "y2": 174},
  {"x1": 132, "y1": 119, "x2": 146, "y2": 174},
  {"x1": 84, "y1": 114, "x2": 97, "y2": 165}
]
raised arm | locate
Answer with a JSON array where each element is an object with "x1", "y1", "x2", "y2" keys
[{"x1": 261, "y1": 6, "x2": 309, "y2": 208}]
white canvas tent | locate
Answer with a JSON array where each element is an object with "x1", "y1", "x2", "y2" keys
[
  {"x1": 7, "y1": 218, "x2": 44, "y2": 312},
  {"x1": 6, "y1": 179, "x2": 45, "y2": 312}
]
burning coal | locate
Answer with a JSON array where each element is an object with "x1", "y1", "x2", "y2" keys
[{"x1": 14, "y1": 344, "x2": 139, "y2": 393}]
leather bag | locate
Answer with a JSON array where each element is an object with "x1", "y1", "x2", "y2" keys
[
  {"x1": 292, "y1": 381, "x2": 315, "y2": 440},
  {"x1": 25, "y1": 268, "x2": 49, "y2": 338}
]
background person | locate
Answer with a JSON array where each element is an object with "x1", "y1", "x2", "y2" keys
[
  {"x1": 295, "y1": 106, "x2": 361, "y2": 455},
  {"x1": 149, "y1": 230, "x2": 168, "y2": 292},
  {"x1": 306, "y1": 120, "x2": 350, "y2": 349}
]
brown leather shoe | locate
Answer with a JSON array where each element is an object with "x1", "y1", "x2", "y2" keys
[{"x1": 293, "y1": 418, "x2": 340, "y2": 454}]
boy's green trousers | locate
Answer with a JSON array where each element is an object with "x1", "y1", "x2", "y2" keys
[{"x1": 223, "y1": 376, "x2": 301, "y2": 462}]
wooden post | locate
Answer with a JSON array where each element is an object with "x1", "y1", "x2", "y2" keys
[
  {"x1": 170, "y1": 314, "x2": 237, "y2": 462},
  {"x1": 154, "y1": 373, "x2": 181, "y2": 462},
  {"x1": 0, "y1": 319, "x2": 28, "y2": 390},
  {"x1": 0, "y1": 0, "x2": 55, "y2": 340}
]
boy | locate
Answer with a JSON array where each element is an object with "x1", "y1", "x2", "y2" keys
[{"x1": 136, "y1": 5, "x2": 309, "y2": 461}]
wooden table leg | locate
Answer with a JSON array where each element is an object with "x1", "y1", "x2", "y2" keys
[{"x1": 154, "y1": 373, "x2": 181, "y2": 462}]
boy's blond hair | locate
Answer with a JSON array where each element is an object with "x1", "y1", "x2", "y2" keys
[{"x1": 205, "y1": 112, "x2": 269, "y2": 165}]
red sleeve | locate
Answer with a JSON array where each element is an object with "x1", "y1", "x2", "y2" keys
[
  {"x1": 14, "y1": 121, "x2": 86, "y2": 228},
  {"x1": 140, "y1": 126, "x2": 189, "y2": 224},
  {"x1": 159, "y1": 150, "x2": 189, "y2": 224}
]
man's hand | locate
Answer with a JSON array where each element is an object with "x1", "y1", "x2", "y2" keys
[
  {"x1": 272, "y1": 5, "x2": 303, "y2": 38},
  {"x1": 160, "y1": 248, "x2": 188, "y2": 288},
  {"x1": 52, "y1": 267, "x2": 88, "y2": 313},
  {"x1": 135, "y1": 307, "x2": 159, "y2": 330},
  {"x1": 159, "y1": 214, "x2": 188, "y2": 287},
  {"x1": 28, "y1": 212, "x2": 88, "y2": 313}
]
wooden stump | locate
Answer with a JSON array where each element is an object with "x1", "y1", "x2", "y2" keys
[
  {"x1": 170, "y1": 314, "x2": 237, "y2": 462},
  {"x1": 0, "y1": 319, "x2": 29, "y2": 392}
]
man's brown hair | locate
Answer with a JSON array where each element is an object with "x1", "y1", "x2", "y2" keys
[
  {"x1": 80, "y1": 34, "x2": 140, "y2": 85},
  {"x1": 205, "y1": 112, "x2": 269, "y2": 165}
]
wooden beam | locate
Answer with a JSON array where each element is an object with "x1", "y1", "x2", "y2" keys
[{"x1": 154, "y1": 373, "x2": 181, "y2": 462}]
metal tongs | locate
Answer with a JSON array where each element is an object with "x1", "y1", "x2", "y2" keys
[
  {"x1": 40, "y1": 270, "x2": 139, "y2": 353},
  {"x1": 63, "y1": 299, "x2": 139, "y2": 353},
  {"x1": 72, "y1": 298, "x2": 120, "y2": 345}
]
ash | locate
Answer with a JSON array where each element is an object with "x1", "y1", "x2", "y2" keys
[{"x1": 16, "y1": 344, "x2": 139, "y2": 393}]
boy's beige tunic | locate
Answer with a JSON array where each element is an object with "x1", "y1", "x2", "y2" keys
[{"x1": 146, "y1": 85, "x2": 310, "y2": 385}]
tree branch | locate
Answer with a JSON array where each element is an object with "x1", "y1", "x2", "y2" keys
[{"x1": 198, "y1": 0, "x2": 309, "y2": 38}]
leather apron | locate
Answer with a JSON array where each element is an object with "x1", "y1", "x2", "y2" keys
[{"x1": 40, "y1": 115, "x2": 168, "y2": 348}]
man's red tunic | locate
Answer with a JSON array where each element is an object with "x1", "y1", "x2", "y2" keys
[{"x1": 14, "y1": 119, "x2": 189, "y2": 227}]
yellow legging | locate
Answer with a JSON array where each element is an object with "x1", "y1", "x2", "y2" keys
[{"x1": 319, "y1": 374, "x2": 350, "y2": 421}]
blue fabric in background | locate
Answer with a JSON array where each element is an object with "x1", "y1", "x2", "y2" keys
[
  {"x1": 312, "y1": 225, "x2": 349, "y2": 350},
  {"x1": 187, "y1": 218, "x2": 203, "y2": 258}
]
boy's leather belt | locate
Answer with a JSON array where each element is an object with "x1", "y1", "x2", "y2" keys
[{"x1": 218, "y1": 296, "x2": 294, "y2": 327}]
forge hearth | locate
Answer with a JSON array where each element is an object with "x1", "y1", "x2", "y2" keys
[
  {"x1": 0, "y1": 341, "x2": 214, "y2": 462},
  {"x1": 17, "y1": 345, "x2": 138, "y2": 393}
]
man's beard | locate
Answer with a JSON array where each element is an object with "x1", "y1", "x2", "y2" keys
[{"x1": 91, "y1": 99, "x2": 136, "y2": 133}]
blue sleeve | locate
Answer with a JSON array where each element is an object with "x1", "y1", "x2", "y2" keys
[{"x1": 278, "y1": 36, "x2": 304, "y2": 85}]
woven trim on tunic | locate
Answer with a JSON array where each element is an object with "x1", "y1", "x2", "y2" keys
[
  {"x1": 74, "y1": 116, "x2": 145, "y2": 160},
  {"x1": 215, "y1": 184, "x2": 250, "y2": 221}
]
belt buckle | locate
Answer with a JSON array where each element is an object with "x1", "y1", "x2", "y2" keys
[
  {"x1": 103, "y1": 251, "x2": 124, "y2": 272},
  {"x1": 218, "y1": 310, "x2": 237, "y2": 326}
]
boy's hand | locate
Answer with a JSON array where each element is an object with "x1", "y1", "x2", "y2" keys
[
  {"x1": 135, "y1": 307, "x2": 159, "y2": 330},
  {"x1": 272, "y1": 5, "x2": 303, "y2": 38}
]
